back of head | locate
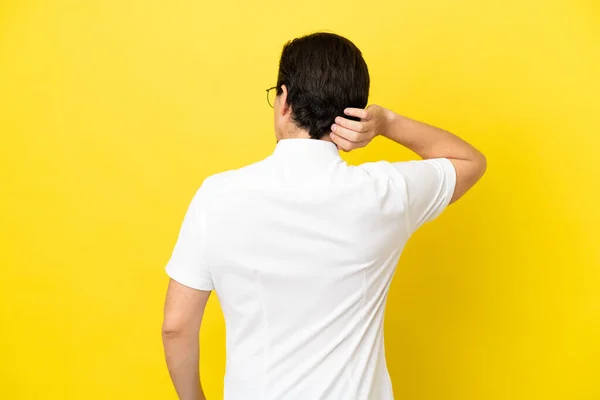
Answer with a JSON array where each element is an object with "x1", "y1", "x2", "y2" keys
[{"x1": 276, "y1": 32, "x2": 370, "y2": 139}]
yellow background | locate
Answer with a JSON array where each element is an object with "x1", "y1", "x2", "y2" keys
[{"x1": 1, "y1": 0, "x2": 599, "y2": 399}]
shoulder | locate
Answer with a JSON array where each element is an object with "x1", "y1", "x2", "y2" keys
[
  {"x1": 354, "y1": 159, "x2": 456, "y2": 205},
  {"x1": 357, "y1": 160, "x2": 399, "y2": 175},
  {"x1": 357, "y1": 158, "x2": 454, "y2": 183},
  {"x1": 355, "y1": 160, "x2": 405, "y2": 188},
  {"x1": 196, "y1": 157, "x2": 273, "y2": 198}
]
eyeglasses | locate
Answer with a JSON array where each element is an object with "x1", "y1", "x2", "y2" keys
[{"x1": 266, "y1": 86, "x2": 277, "y2": 108}]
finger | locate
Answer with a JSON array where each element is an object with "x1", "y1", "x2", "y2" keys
[
  {"x1": 344, "y1": 108, "x2": 369, "y2": 120},
  {"x1": 330, "y1": 132, "x2": 354, "y2": 152},
  {"x1": 334, "y1": 116, "x2": 365, "y2": 133},
  {"x1": 331, "y1": 124, "x2": 361, "y2": 143},
  {"x1": 330, "y1": 133, "x2": 369, "y2": 152}
]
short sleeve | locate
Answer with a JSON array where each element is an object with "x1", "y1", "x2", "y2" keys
[
  {"x1": 165, "y1": 185, "x2": 214, "y2": 291},
  {"x1": 392, "y1": 158, "x2": 456, "y2": 233}
]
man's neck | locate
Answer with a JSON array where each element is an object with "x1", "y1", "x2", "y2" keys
[{"x1": 279, "y1": 129, "x2": 335, "y2": 144}]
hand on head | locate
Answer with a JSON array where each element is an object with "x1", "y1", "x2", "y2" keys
[{"x1": 330, "y1": 105, "x2": 390, "y2": 152}]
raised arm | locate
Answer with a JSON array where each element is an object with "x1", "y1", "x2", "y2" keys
[{"x1": 330, "y1": 105, "x2": 487, "y2": 203}]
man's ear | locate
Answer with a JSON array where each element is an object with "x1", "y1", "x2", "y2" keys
[{"x1": 279, "y1": 84, "x2": 291, "y2": 116}]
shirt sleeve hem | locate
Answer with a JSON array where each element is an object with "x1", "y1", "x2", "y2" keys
[
  {"x1": 425, "y1": 158, "x2": 457, "y2": 221},
  {"x1": 165, "y1": 263, "x2": 214, "y2": 291}
]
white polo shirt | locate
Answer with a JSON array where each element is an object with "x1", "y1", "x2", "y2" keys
[{"x1": 166, "y1": 138, "x2": 456, "y2": 400}]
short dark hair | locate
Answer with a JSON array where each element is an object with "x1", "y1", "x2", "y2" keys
[{"x1": 276, "y1": 32, "x2": 370, "y2": 139}]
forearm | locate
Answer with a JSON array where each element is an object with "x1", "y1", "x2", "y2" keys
[
  {"x1": 382, "y1": 109, "x2": 484, "y2": 163},
  {"x1": 163, "y1": 331, "x2": 206, "y2": 400}
]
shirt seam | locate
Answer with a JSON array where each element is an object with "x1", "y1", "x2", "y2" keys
[
  {"x1": 200, "y1": 191, "x2": 215, "y2": 289},
  {"x1": 257, "y1": 271, "x2": 269, "y2": 399}
]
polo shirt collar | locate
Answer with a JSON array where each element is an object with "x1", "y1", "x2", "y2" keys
[{"x1": 272, "y1": 138, "x2": 340, "y2": 162}]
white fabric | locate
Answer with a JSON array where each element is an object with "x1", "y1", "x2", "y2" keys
[{"x1": 165, "y1": 138, "x2": 456, "y2": 400}]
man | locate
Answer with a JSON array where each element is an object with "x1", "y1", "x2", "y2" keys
[{"x1": 162, "y1": 32, "x2": 486, "y2": 400}]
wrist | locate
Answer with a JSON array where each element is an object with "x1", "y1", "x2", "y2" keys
[{"x1": 381, "y1": 108, "x2": 399, "y2": 138}]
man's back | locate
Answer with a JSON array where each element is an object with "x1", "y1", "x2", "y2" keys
[{"x1": 166, "y1": 139, "x2": 456, "y2": 399}]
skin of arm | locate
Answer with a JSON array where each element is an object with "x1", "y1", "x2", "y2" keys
[
  {"x1": 162, "y1": 279, "x2": 211, "y2": 400},
  {"x1": 330, "y1": 105, "x2": 487, "y2": 203}
]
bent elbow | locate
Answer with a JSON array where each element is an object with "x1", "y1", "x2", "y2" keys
[{"x1": 476, "y1": 152, "x2": 487, "y2": 179}]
